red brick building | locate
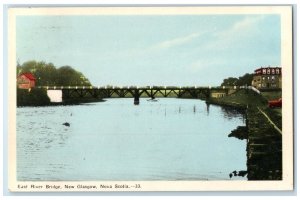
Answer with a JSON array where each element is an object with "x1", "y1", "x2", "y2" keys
[
  {"x1": 251, "y1": 67, "x2": 282, "y2": 89},
  {"x1": 17, "y1": 73, "x2": 36, "y2": 89}
]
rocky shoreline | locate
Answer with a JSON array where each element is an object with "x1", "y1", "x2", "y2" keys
[
  {"x1": 228, "y1": 126, "x2": 248, "y2": 140},
  {"x1": 246, "y1": 106, "x2": 282, "y2": 180},
  {"x1": 206, "y1": 96, "x2": 282, "y2": 180}
]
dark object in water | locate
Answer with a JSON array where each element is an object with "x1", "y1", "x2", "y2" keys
[
  {"x1": 62, "y1": 122, "x2": 70, "y2": 127},
  {"x1": 230, "y1": 170, "x2": 248, "y2": 178},
  {"x1": 238, "y1": 170, "x2": 248, "y2": 177},
  {"x1": 232, "y1": 170, "x2": 237, "y2": 176},
  {"x1": 228, "y1": 126, "x2": 248, "y2": 140}
]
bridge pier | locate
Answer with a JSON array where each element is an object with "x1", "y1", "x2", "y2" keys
[
  {"x1": 134, "y1": 89, "x2": 140, "y2": 105},
  {"x1": 150, "y1": 89, "x2": 155, "y2": 99}
]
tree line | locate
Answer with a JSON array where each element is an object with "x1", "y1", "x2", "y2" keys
[
  {"x1": 17, "y1": 60, "x2": 92, "y2": 86},
  {"x1": 221, "y1": 73, "x2": 254, "y2": 87}
]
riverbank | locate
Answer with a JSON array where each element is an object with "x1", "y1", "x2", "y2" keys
[
  {"x1": 206, "y1": 89, "x2": 281, "y2": 129},
  {"x1": 246, "y1": 106, "x2": 282, "y2": 180},
  {"x1": 206, "y1": 89, "x2": 282, "y2": 180},
  {"x1": 17, "y1": 88, "x2": 51, "y2": 107},
  {"x1": 17, "y1": 88, "x2": 105, "y2": 107},
  {"x1": 206, "y1": 89, "x2": 265, "y2": 108},
  {"x1": 18, "y1": 98, "x2": 106, "y2": 107}
]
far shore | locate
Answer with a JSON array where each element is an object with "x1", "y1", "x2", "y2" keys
[{"x1": 17, "y1": 98, "x2": 106, "y2": 107}]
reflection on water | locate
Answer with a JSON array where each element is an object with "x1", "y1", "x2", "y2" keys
[
  {"x1": 17, "y1": 98, "x2": 246, "y2": 181},
  {"x1": 221, "y1": 107, "x2": 246, "y2": 121}
]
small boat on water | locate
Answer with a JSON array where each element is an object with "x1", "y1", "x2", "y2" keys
[
  {"x1": 147, "y1": 96, "x2": 158, "y2": 102},
  {"x1": 62, "y1": 122, "x2": 70, "y2": 127},
  {"x1": 147, "y1": 99, "x2": 158, "y2": 102}
]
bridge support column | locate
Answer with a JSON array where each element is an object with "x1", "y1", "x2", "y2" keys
[
  {"x1": 134, "y1": 89, "x2": 140, "y2": 105},
  {"x1": 62, "y1": 89, "x2": 69, "y2": 100},
  {"x1": 150, "y1": 89, "x2": 155, "y2": 99}
]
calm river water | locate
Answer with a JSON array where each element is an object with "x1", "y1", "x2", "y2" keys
[{"x1": 17, "y1": 98, "x2": 247, "y2": 181}]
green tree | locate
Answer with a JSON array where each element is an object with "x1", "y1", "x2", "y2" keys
[
  {"x1": 236, "y1": 73, "x2": 254, "y2": 86},
  {"x1": 17, "y1": 60, "x2": 91, "y2": 86},
  {"x1": 57, "y1": 66, "x2": 91, "y2": 86},
  {"x1": 221, "y1": 77, "x2": 239, "y2": 86},
  {"x1": 221, "y1": 73, "x2": 254, "y2": 86}
]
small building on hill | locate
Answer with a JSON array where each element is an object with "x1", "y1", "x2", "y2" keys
[
  {"x1": 251, "y1": 67, "x2": 282, "y2": 89},
  {"x1": 17, "y1": 72, "x2": 36, "y2": 89}
]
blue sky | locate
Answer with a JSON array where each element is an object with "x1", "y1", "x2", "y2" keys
[{"x1": 16, "y1": 15, "x2": 280, "y2": 86}]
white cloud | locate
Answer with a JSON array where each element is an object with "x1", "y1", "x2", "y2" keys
[
  {"x1": 202, "y1": 16, "x2": 266, "y2": 52},
  {"x1": 100, "y1": 32, "x2": 203, "y2": 60},
  {"x1": 215, "y1": 16, "x2": 265, "y2": 40},
  {"x1": 189, "y1": 59, "x2": 225, "y2": 72},
  {"x1": 152, "y1": 32, "x2": 202, "y2": 50}
]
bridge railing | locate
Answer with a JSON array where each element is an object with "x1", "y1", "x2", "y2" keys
[{"x1": 36, "y1": 85, "x2": 244, "y2": 90}]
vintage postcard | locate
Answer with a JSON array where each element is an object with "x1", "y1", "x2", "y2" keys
[{"x1": 8, "y1": 6, "x2": 293, "y2": 192}]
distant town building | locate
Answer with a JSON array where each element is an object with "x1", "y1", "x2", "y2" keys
[
  {"x1": 251, "y1": 67, "x2": 282, "y2": 89},
  {"x1": 17, "y1": 72, "x2": 36, "y2": 89},
  {"x1": 210, "y1": 91, "x2": 227, "y2": 98}
]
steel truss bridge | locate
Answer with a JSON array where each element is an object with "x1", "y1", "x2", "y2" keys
[
  {"x1": 38, "y1": 86, "x2": 231, "y2": 98},
  {"x1": 38, "y1": 86, "x2": 232, "y2": 104}
]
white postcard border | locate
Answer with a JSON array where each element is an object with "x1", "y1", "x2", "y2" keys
[{"x1": 8, "y1": 6, "x2": 294, "y2": 192}]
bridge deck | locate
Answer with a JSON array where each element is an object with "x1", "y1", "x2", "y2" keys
[
  {"x1": 37, "y1": 86, "x2": 234, "y2": 90},
  {"x1": 37, "y1": 86, "x2": 240, "y2": 101}
]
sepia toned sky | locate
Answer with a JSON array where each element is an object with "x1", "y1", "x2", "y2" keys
[{"x1": 16, "y1": 14, "x2": 281, "y2": 86}]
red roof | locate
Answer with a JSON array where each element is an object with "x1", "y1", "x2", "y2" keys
[
  {"x1": 19, "y1": 73, "x2": 36, "y2": 80},
  {"x1": 254, "y1": 67, "x2": 281, "y2": 71},
  {"x1": 255, "y1": 68, "x2": 262, "y2": 72}
]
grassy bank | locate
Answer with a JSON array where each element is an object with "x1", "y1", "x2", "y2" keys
[
  {"x1": 206, "y1": 89, "x2": 282, "y2": 129},
  {"x1": 261, "y1": 90, "x2": 282, "y2": 100},
  {"x1": 207, "y1": 89, "x2": 266, "y2": 107},
  {"x1": 17, "y1": 88, "x2": 51, "y2": 106}
]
